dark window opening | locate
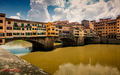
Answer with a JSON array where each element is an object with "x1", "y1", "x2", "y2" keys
[
  {"x1": 8, "y1": 21, "x2": 11, "y2": 24},
  {"x1": 0, "y1": 39, "x2": 2, "y2": 43},
  {"x1": 14, "y1": 23, "x2": 18, "y2": 27},
  {"x1": 7, "y1": 33, "x2": 12, "y2": 36},
  {"x1": 0, "y1": 26, "x2": 3, "y2": 29},
  {"x1": 0, "y1": 33, "x2": 4, "y2": 36},
  {"x1": 0, "y1": 20, "x2": 3, "y2": 23},
  {"x1": 7, "y1": 27, "x2": 12, "y2": 30},
  {"x1": 21, "y1": 23, "x2": 24, "y2": 27}
]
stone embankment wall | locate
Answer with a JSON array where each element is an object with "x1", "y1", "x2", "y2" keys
[
  {"x1": 85, "y1": 37, "x2": 120, "y2": 44},
  {"x1": 101, "y1": 38, "x2": 120, "y2": 44},
  {"x1": 0, "y1": 47, "x2": 50, "y2": 75}
]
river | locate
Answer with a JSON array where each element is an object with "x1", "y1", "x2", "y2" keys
[{"x1": 20, "y1": 44, "x2": 120, "y2": 75}]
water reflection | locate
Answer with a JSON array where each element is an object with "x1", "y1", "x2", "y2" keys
[
  {"x1": 54, "y1": 63, "x2": 120, "y2": 75},
  {"x1": 0, "y1": 45, "x2": 32, "y2": 56},
  {"x1": 8, "y1": 47, "x2": 32, "y2": 56}
]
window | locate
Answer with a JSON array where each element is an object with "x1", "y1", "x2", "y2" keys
[
  {"x1": 7, "y1": 27, "x2": 12, "y2": 30},
  {"x1": 21, "y1": 33, "x2": 24, "y2": 35},
  {"x1": 21, "y1": 23, "x2": 24, "y2": 27},
  {"x1": 0, "y1": 26, "x2": 3, "y2": 29},
  {"x1": 22, "y1": 28, "x2": 25, "y2": 30},
  {"x1": 7, "y1": 33, "x2": 12, "y2": 36},
  {"x1": 27, "y1": 24, "x2": 30, "y2": 26},
  {"x1": 13, "y1": 33, "x2": 17, "y2": 35},
  {"x1": 0, "y1": 33, "x2": 4, "y2": 36},
  {"x1": 13, "y1": 28, "x2": 17, "y2": 30},
  {"x1": 52, "y1": 29, "x2": 55, "y2": 31},
  {"x1": 8, "y1": 21, "x2": 11, "y2": 24},
  {"x1": 17, "y1": 28, "x2": 21, "y2": 30},
  {"x1": 59, "y1": 26, "x2": 62, "y2": 29},
  {"x1": 14, "y1": 23, "x2": 18, "y2": 27},
  {"x1": 0, "y1": 20, "x2": 3, "y2": 23},
  {"x1": 48, "y1": 33, "x2": 50, "y2": 35},
  {"x1": 33, "y1": 33, "x2": 36, "y2": 35},
  {"x1": 0, "y1": 39, "x2": 2, "y2": 43},
  {"x1": 16, "y1": 33, "x2": 20, "y2": 35}
]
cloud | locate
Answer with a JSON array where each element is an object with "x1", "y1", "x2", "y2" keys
[
  {"x1": 27, "y1": 0, "x2": 120, "y2": 23},
  {"x1": 27, "y1": 0, "x2": 66, "y2": 22},
  {"x1": 9, "y1": 12, "x2": 21, "y2": 19},
  {"x1": 52, "y1": 0, "x2": 120, "y2": 22},
  {"x1": 17, "y1": 12, "x2": 21, "y2": 17}
]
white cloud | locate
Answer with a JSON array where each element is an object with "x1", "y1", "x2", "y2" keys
[
  {"x1": 27, "y1": 0, "x2": 66, "y2": 22},
  {"x1": 28, "y1": 0, "x2": 120, "y2": 23},
  {"x1": 9, "y1": 16, "x2": 20, "y2": 19},
  {"x1": 9, "y1": 12, "x2": 21, "y2": 19},
  {"x1": 17, "y1": 12, "x2": 21, "y2": 17},
  {"x1": 52, "y1": 0, "x2": 120, "y2": 22}
]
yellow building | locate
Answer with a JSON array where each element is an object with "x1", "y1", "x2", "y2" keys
[
  {"x1": 72, "y1": 27, "x2": 84, "y2": 37},
  {"x1": 0, "y1": 13, "x2": 47, "y2": 45},
  {"x1": 46, "y1": 22, "x2": 59, "y2": 37}
]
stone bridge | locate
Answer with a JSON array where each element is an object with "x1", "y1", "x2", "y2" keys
[
  {"x1": 2, "y1": 36, "x2": 85, "y2": 51},
  {"x1": 56, "y1": 36, "x2": 84, "y2": 46},
  {"x1": 84, "y1": 36, "x2": 100, "y2": 44}
]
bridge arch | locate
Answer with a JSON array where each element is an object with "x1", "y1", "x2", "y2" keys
[
  {"x1": 60, "y1": 38, "x2": 76, "y2": 46},
  {"x1": 4, "y1": 37, "x2": 55, "y2": 51}
]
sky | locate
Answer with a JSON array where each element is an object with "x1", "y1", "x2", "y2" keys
[{"x1": 0, "y1": 0, "x2": 120, "y2": 23}]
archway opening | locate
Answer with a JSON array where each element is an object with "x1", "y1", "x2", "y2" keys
[
  {"x1": 60, "y1": 38, "x2": 76, "y2": 46},
  {"x1": 28, "y1": 40, "x2": 45, "y2": 52}
]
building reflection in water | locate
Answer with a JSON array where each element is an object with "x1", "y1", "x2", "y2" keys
[{"x1": 54, "y1": 63, "x2": 120, "y2": 75}]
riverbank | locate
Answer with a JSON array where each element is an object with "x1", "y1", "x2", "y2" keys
[
  {"x1": 21, "y1": 44, "x2": 120, "y2": 74},
  {"x1": 0, "y1": 47, "x2": 50, "y2": 75}
]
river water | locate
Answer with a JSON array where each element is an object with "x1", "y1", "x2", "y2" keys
[
  {"x1": 0, "y1": 45, "x2": 32, "y2": 56},
  {"x1": 20, "y1": 44, "x2": 120, "y2": 75}
]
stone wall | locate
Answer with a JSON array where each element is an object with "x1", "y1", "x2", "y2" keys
[{"x1": 0, "y1": 47, "x2": 50, "y2": 75}]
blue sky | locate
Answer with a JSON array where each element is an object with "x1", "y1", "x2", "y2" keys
[
  {"x1": 0, "y1": 0, "x2": 119, "y2": 22},
  {"x1": 0, "y1": 0, "x2": 30, "y2": 19}
]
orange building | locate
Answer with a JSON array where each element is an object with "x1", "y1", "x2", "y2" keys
[
  {"x1": 90, "y1": 15, "x2": 120, "y2": 39},
  {"x1": 0, "y1": 14, "x2": 6, "y2": 44},
  {"x1": 116, "y1": 16, "x2": 120, "y2": 39}
]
